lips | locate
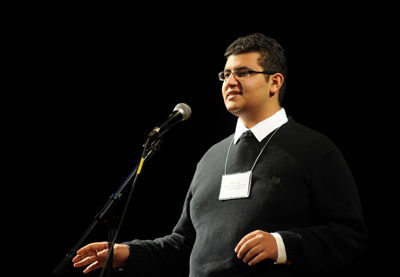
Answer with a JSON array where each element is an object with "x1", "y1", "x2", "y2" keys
[{"x1": 227, "y1": 90, "x2": 242, "y2": 99}]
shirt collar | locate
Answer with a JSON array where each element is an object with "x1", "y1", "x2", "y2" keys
[{"x1": 234, "y1": 108, "x2": 288, "y2": 144}]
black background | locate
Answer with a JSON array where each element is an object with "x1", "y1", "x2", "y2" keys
[{"x1": 4, "y1": 2, "x2": 399, "y2": 276}]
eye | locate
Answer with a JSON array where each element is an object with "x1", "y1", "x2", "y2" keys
[
  {"x1": 223, "y1": 71, "x2": 231, "y2": 79},
  {"x1": 235, "y1": 69, "x2": 249, "y2": 78}
]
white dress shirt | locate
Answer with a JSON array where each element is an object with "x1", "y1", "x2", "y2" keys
[{"x1": 234, "y1": 108, "x2": 289, "y2": 144}]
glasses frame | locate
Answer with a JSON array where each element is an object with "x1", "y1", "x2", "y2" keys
[{"x1": 218, "y1": 69, "x2": 277, "y2": 82}]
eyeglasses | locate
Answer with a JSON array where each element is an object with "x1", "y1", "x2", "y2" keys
[{"x1": 218, "y1": 69, "x2": 276, "y2": 82}]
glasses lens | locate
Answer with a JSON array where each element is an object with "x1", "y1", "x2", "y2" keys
[
  {"x1": 219, "y1": 71, "x2": 232, "y2": 81},
  {"x1": 235, "y1": 69, "x2": 249, "y2": 78},
  {"x1": 218, "y1": 72, "x2": 225, "y2": 81}
]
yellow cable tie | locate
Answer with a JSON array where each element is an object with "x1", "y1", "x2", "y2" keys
[{"x1": 137, "y1": 157, "x2": 145, "y2": 174}]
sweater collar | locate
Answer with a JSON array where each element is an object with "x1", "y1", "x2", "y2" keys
[{"x1": 234, "y1": 108, "x2": 288, "y2": 144}]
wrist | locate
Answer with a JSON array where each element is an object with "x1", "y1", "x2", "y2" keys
[{"x1": 271, "y1": 232, "x2": 287, "y2": 264}]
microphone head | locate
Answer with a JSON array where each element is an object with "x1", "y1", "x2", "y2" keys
[{"x1": 174, "y1": 103, "x2": 192, "y2": 121}]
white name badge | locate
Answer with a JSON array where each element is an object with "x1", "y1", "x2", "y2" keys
[{"x1": 219, "y1": 171, "x2": 252, "y2": 200}]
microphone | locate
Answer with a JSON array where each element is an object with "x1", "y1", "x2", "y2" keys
[{"x1": 148, "y1": 103, "x2": 192, "y2": 140}]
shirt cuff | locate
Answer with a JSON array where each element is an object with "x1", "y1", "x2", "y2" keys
[{"x1": 271, "y1": 232, "x2": 287, "y2": 264}]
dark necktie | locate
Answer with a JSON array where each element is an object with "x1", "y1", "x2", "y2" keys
[
  {"x1": 228, "y1": 130, "x2": 257, "y2": 173},
  {"x1": 238, "y1": 130, "x2": 254, "y2": 141}
]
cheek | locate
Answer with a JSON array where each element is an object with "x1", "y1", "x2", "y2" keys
[
  {"x1": 221, "y1": 84, "x2": 227, "y2": 96},
  {"x1": 253, "y1": 80, "x2": 264, "y2": 91}
]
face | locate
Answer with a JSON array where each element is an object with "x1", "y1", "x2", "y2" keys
[{"x1": 222, "y1": 52, "x2": 279, "y2": 127}]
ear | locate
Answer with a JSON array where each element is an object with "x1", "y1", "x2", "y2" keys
[{"x1": 269, "y1": 73, "x2": 284, "y2": 94}]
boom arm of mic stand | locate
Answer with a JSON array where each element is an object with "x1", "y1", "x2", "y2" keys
[{"x1": 53, "y1": 138, "x2": 163, "y2": 276}]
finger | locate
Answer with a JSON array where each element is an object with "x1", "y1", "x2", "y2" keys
[
  {"x1": 73, "y1": 242, "x2": 109, "y2": 264},
  {"x1": 236, "y1": 237, "x2": 259, "y2": 259},
  {"x1": 83, "y1": 250, "x2": 110, "y2": 273},
  {"x1": 77, "y1": 242, "x2": 108, "y2": 255},
  {"x1": 241, "y1": 233, "x2": 278, "y2": 265},
  {"x1": 235, "y1": 231, "x2": 258, "y2": 253},
  {"x1": 83, "y1": 260, "x2": 102, "y2": 274},
  {"x1": 72, "y1": 255, "x2": 83, "y2": 264},
  {"x1": 247, "y1": 251, "x2": 269, "y2": 266},
  {"x1": 97, "y1": 248, "x2": 110, "y2": 259},
  {"x1": 72, "y1": 252, "x2": 93, "y2": 264},
  {"x1": 73, "y1": 255, "x2": 99, "y2": 268},
  {"x1": 242, "y1": 245, "x2": 264, "y2": 264}
]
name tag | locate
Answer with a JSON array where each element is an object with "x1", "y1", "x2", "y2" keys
[{"x1": 219, "y1": 171, "x2": 252, "y2": 200}]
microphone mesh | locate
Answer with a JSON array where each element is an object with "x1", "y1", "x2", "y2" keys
[{"x1": 174, "y1": 103, "x2": 192, "y2": 121}]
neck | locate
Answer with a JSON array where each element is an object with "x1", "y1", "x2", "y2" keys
[{"x1": 239, "y1": 105, "x2": 281, "y2": 129}]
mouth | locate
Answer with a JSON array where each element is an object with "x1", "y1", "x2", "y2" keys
[{"x1": 227, "y1": 91, "x2": 243, "y2": 99}]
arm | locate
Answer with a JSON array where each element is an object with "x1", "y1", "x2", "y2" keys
[
  {"x1": 115, "y1": 190, "x2": 196, "y2": 276},
  {"x1": 72, "y1": 189, "x2": 195, "y2": 276},
  {"x1": 287, "y1": 149, "x2": 367, "y2": 270},
  {"x1": 236, "y1": 149, "x2": 367, "y2": 271}
]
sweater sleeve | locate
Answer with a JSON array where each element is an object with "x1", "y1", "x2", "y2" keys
[
  {"x1": 117, "y1": 189, "x2": 196, "y2": 277},
  {"x1": 278, "y1": 149, "x2": 367, "y2": 271}
]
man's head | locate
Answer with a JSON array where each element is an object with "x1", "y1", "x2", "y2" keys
[
  {"x1": 224, "y1": 33, "x2": 287, "y2": 105},
  {"x1": 221, "y1": 34, "x2": 286, "y2": 128}
]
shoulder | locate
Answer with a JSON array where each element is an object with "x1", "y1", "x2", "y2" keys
[
  {"x1": 201, "y1": 134, "x2": 234, "y2": 160},
  {"x1": 276, "y1": 117, "x2": 339, "y2": 159},
  {"x1": 188, "y1": 134, "x2": 234, "y2": 188},
  {"x1": 192, "y1": 134, "x2": 234, "y2": 170}
]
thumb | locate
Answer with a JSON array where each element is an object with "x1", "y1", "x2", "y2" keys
[{"x1": 97, "y1": 248, "x2": 109, "y2": 257}]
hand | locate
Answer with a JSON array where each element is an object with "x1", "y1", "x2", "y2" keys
[
  {"x1": 72, "y1": 242, "x2": 130, "y2": 274},
  {"x1": 235, "y1": 230, "x2": 278, "y2": 266}
]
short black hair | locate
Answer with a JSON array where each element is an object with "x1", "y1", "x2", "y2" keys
[{"x1": 224, "y1": 33, "x2": 287, "y2": 104}]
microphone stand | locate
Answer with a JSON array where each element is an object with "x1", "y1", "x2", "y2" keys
[{"x1": 53, "y1": 137, "x2": 163, "y2": 276}]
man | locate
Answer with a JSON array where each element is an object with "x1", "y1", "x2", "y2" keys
[{"x1": 73, "y1": 33, "x2": 367, "y2": 276}]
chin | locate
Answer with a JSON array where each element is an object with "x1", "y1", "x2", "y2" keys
[
  {"x1": 224, "y1": 100, "x2": 239, "y2": 110},
  {"x1": 226, "y1": 107, "x2": 242, "y2": 118}
]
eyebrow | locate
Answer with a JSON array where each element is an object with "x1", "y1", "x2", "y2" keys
[{"x1": 223, "y1": 66, "x2": 251, "y2": 72}]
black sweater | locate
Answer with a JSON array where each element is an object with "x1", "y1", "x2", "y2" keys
[{"x1": 121, "y1": 119, "x2": 367, "y2": 276}]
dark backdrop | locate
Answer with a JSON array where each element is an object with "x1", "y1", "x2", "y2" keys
[{"x1": 4, "y1": 2, "x2": 398, "y2": 276}]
